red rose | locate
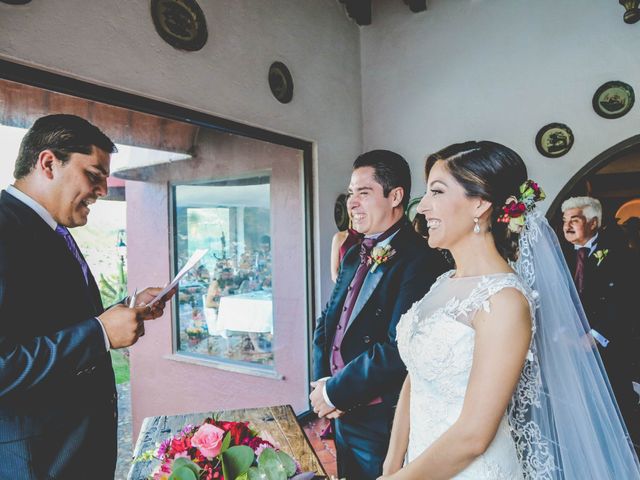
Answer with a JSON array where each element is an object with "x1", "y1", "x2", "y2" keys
[
  {"x1": 229, "y1": 422, "x2": 251, "y2": 445},
  {"x1": 504, "y1": 200, "x2": 526, "y2": 218}
]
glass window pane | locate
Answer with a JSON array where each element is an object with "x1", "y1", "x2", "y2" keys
[{"x1": 173, "y1": 174, "x2": 273, "y2": 368}]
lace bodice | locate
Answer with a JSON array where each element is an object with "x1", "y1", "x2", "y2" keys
[{"x1": 396, "y1": 270, "x2": 537, "y2": 479}]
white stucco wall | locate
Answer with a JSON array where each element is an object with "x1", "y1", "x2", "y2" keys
[
  {"x1": 361, "y1": 0, "x2": 640, "y2": 210},
  {"x1": 0, "y1": 0, "x2": 362, "y2": 305}
]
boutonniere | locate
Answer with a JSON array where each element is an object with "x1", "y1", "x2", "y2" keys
[
  {"x1": 593, "y1": 249, "x2": 609, "y2": 266},
  {"x1": 368, "y1": 245, "x2": 396, "y2": 273}
]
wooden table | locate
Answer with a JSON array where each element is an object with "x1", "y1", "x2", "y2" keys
[{"x1": 128, "y1": 405, "x2": 327, "y2": 479}]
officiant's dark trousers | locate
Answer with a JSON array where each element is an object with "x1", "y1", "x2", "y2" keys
[{"x1": 334, "y1": 403, "x2": 392, "y2": 480}]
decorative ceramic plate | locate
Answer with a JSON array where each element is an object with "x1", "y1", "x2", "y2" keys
[
  {"x1": 151, "y1": 0, "x2": 208, "y2": 51},
  {"x1": 535, "y1": 123, "x2": 574, "y2": 158},
  {"x1": 268, "y1": 62, "x2": 294, "y2": 104},
  {"x1": 593, "y1": 81, "x2": 635, "y2": 119},
  {"x1": 334, "y1": 193, "x2": 349, "y2": 231},
  {"x1": 406, "y1": 196, "x2": 422, "y2": 222}
]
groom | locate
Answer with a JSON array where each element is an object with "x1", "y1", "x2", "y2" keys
[{"x1": 311, "y1": 150, "x2": 448, "y2": 479}]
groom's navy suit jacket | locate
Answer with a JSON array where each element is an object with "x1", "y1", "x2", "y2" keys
[
  {"x1": 313, "y1": 221, "x2": 448, "y2": 413},
  {"x1": 0, "y1": 191, "x2": 117, "y2": 479}
]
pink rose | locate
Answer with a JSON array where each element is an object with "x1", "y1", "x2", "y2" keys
[{"x1": 191, "y1": 424, "x2": 226, "y2": 459}]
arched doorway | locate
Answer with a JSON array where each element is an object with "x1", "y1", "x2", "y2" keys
[{"x1": 547, "y1": 135, "x2": 640, "y2": 253}]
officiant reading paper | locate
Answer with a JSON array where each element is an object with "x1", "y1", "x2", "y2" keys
[{"x1": 0, "y1": 115, "x2": 174, "y2": 479}]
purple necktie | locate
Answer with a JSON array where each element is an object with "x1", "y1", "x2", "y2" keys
[
  {"x1": 55, "y1": 225, "x2": 89, "y2": 284},
  {"x1": 573, "y1": 247, "x2": 589, "y2": 295}
]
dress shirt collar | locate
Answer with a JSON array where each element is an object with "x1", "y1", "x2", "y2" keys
[
  {"x1": 6, "y1": 185, "x2": 57, "y2": 230},
  {"x1": 573, "y1": 232, "x2": 599, "y2": 256}
]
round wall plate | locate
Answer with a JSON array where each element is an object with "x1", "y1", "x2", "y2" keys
[
  {"x1": 150, "y1": 0, "x2": 208, "y2": 52},
  {"x1": 269, "y1": 62, "x2": 294, "y2": 104},
  {"x1": 535, "y1": 123, "x2": 574, "y2": 158},
  {"x1": 592, "y1": 81, "x2": 635, "y2": 119},
  {"x1": 334, "y1": 193, "x2": 349, "y2": 231},
  {"x1": 0, "y1": 0, "x2": 32, "y2": 4}
]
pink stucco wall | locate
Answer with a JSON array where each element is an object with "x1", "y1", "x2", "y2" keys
[{"x1": 127, "y1": 129, "x2": 309, "y2": 437}]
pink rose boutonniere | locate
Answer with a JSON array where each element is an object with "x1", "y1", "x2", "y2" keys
[{"x1": 368, "y1": 245, "x2": 396, "y2": 273}]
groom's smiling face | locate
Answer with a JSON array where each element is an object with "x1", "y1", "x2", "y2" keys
[{"x1": 347, "y1": 166, "x2": 402, "y2": 236}]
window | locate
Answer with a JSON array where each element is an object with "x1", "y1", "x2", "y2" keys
[{"x1": 173, "y1": 174, "x2": 274, "y2": 368}]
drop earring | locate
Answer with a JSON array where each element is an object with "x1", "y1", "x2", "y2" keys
[{"x1": 473, "y1": 217, "x2": 480, "y2": 234}]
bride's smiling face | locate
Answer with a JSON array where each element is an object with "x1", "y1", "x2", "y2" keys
[{"x1": 417, "y1": 160, "x2": 482, "y2": 250}]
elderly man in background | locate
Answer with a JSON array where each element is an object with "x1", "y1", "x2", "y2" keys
[{"x1": 561, "y1": 196, "x2": 639, "y2": 454}]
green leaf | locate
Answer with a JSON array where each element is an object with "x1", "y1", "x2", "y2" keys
[
  {"x1": 171, "y1": 457, "x2": 201, "y2": 474},
  {"x1": 222, "y1": 445, "x2": 255, "y2": 478},
  {"x1": 247, "y1": 467, "x2": 268, "y2": 480},
  {"x1": 221, "y1": 430, "x2": 232, "y2": 453},
  {"x1": 169, "y1": 465, "x2": 198, "y2": 480},
  {"x1": 258, "y1": 448, "x2": 287, "y2": 480},
  {"x1": 276, "y1": 451, "x2": 297, "y2": 477}
]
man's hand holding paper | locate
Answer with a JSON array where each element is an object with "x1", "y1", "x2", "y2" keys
[{"x1": 147, "y1": 249, "x2": 208, "y2": 307}]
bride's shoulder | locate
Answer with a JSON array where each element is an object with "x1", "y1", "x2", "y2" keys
[{"x1": 476, "y1": 272, "x2": 537, "y2": 315}]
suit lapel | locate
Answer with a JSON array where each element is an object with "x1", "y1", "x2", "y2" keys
[
  {"x1": 2, "y1": 191, "x2": 103, "y2": 315},
  {"x1": 344, "y1": 224, "x2": 408, "y2": 333},
  {"x1": 346, "y1": 262, "x2": 384, "y2": 331}
]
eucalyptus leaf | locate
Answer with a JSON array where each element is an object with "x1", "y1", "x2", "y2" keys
[
  {"x1": 168, "y1": 465, "x2": 198, "y2": 480},
  {"x1": 247, "y1": 467, "x2": 268, "y2": 480},
  {"x1": 257, "y1": 449, "x2": 287, "y2": 480},
  {"x1": 171, "y1": 457, "x2": 201, "y2": 474},
  {"x1": 257, "y1": 447, "x2": 279, "y2": 465},
  {"x1": 275, "y1": 451, "x2": 296, "y2": 477},
  {"x1": 222, "y1": 445, "x2": 255, "y2": 478}
]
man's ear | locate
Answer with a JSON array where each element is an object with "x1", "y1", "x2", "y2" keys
[
  {"x1": 37, "y1": 150, "x2": 57, "y2": 179},
  {"x1": 390, "y1": 187, "x2": 404, "y2": 208}
]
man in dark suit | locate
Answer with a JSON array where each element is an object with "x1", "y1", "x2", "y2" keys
[
  {"x1": 311, "y1": 150, "x2": 448, "y2": 480},
  {"x1": 561, "y1": 196, "x2": 639, "y2": 453},
  {"x1": 0, "y1": 114, "x2": 173, "y2": 479}
]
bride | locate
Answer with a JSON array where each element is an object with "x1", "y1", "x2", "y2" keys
[{"x1": 379, "y1": 141, "x2": 640, "y2": 479}]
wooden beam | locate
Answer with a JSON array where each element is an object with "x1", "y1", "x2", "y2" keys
[
  {"x1": 340, "y1": 0, "x2": 371, "y2": 26},
  {"x1": 404, "y1": 0, "x2": 427, "y2": 13}
]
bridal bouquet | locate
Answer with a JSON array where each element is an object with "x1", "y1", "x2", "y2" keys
[{"x1": 149, "y1": 417, "x2": 315, "y2": 480}]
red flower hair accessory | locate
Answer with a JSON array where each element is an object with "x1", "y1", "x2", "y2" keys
[{"x1": 497, "y1": 179, "x2": 546, "y2": 233}]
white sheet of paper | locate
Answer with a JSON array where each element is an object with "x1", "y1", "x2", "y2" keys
[{"x1": 147, "y1": 248, "x2": 208, "y2": 306}]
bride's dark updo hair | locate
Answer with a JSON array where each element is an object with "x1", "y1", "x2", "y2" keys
[{"x1": 425, "y1": 141, "x2": 527, "y2": 262}]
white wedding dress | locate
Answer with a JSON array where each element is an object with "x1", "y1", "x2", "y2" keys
[{"x1": 397, "y1": 270, "x2": 537, "y2": 479}]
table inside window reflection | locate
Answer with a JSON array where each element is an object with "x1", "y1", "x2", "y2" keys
[{"x1": 216, "y1": 290, "x2": 273, "y2": 334}]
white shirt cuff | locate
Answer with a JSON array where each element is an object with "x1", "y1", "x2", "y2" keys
[
  {"x1": 95, "y1": 317, "x2": 111, "y2": 351},
  {"x1": 319, "y1": 378, "x2": 335, "y2": 409}
]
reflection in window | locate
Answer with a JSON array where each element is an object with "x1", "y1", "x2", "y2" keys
[{"x1": 173, "y1": 174, "x2": 273, "y2": 368}]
